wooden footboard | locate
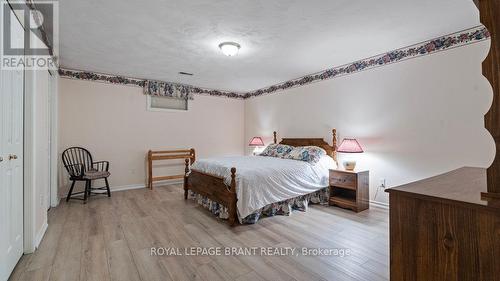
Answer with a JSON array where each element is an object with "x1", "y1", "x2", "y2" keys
[{"x1": 184, "y1": 159, "x2": 238, "y2": 226}]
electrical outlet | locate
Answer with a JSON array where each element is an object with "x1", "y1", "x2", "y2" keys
[{"x1": 379, "y1": 178, "x2": 386, "y2": 189}]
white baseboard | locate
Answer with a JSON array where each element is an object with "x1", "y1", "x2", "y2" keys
[
  {"x1": 34, "y1": 222, "x2": 48, "y2": 249},
  {"x1": 50, "y1": 197, "x2": 60, "y2": 208},
  {"x1": 60, "y1": 179, "x2": 184, "y2": 199},
  {"x1": 369, "y1": 200, "x2": 389, "y2": 209},
  {"x1": 110, "y1": 183, "x2": 147, "y2": 192},
  {"x1": 110, "y1": 179, "x2": 184, "y2": 192}
]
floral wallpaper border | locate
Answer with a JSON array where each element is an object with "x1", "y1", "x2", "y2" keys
[
  {"x1": 243, "y1": 25, "x2": 490, "y2": 98},
  {"x1": 58, "y1": 69, "x2": 245, "y2": 99},
  {"x1": 58, "y1": 68, "x2": 145, "y2": 87},
  {"x1": 59, "y1": 25, "x2": 490, "y2": 100}
]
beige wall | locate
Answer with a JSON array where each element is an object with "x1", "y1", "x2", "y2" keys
[
  {"x1": 245, "y1": 40, "x2": 495, "y2": 205},
  {"x1": 58, "y1": 41, "x2": 494, "y2": 206},
  {"x1": 58, "y1": 79, "x2": 244, "y2": 195}
]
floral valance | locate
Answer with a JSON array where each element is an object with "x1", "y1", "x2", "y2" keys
[{"x1": 143, "y1": 80, "x2": 194, "y2": 100}]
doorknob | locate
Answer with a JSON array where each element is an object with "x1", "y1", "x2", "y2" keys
[{"x1": 8, "y1": 154, "x2": 18, "y2": 160}]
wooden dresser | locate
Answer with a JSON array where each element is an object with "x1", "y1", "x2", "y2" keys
[{"x1": 386, "y1": 167, "x2": 500, "y2": 280}]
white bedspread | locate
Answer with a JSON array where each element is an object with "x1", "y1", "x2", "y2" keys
[{"x1": 191, "y1": 155, "x2": 336, "y2": 221}]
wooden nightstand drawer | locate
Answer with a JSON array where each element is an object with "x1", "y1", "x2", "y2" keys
[{"x1": 329, "y1": 171, "x2": 356, "y2": 189}]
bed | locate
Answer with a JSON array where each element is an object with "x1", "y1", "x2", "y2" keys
[{"x1": 183, "y1": 129, "x2": 338, "y2": 225}]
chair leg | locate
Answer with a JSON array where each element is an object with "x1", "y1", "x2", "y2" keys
[
  {"x1": 66, "y1": 180, "x2": 76, "y2": 202},
  {"x1": 105, "y1": 178, "x2": 111, "y2": 197},
  {"x1": 88, "y1": 180, "x2": 92, "y2": 196},
  {"x1": 83, "y1": 180, "x2": 89, "y2": 204}
]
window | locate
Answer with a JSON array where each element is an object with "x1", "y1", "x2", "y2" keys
[{"x1": 147, "y1": 95, "x2": 188, "y2": 112}]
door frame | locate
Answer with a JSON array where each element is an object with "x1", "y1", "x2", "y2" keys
[
  {"x1": 48, "y1": 69, "x2": 59, "y2": 208},
  {"x1": 23, "y1": 68, "x2": 38, "y2": 253},
  {"x1": 23, "y1": 68, "x2": 58, "y2": 253}
]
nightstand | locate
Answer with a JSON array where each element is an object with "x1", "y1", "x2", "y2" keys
[{"x1": 329, "y1": 169, "x2": 369, "y2": 212}]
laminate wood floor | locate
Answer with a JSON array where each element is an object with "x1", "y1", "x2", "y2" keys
[{"x1": 9, "y1": 184, "x2": 389, "y2": 281}]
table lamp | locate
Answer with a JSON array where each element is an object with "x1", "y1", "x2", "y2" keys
[
  {"x1": 249, "y1": 137, "x2": 265, "y2": 155},
  {"x1": 337, "y1": 138, "x2": 364, "y2": 171}
]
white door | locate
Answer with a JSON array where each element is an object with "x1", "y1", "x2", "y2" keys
[
  {"x1": 35, "y1": 69, "x2": 49, "y2": 212},
  {"x1": 0, "y1": 9, "x2": 25, "y2": 281}
]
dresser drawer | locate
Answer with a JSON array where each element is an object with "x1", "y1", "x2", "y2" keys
[{"x1": 329, "y1": 171, "x2": 356, "y2": 188}]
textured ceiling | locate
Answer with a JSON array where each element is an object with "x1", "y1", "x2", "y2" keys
[{"x1": 57, "y1": 0, "x2": 479, "y2": 92}]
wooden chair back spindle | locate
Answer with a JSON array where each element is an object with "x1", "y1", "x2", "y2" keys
[{"x1": 62, "y1": 147, "x2": 94, "y2": 177}]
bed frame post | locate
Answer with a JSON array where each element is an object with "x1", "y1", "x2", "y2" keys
[
  {"x1": 273, "y1": 131, "x2": 277, "y2": 144},
  {"x1": 184, "y1": 158, "x2": 190, "y2": 199},
  {"x1": 332, "y1": 129, "x2": 337, "y2": 164},
  {"x1": 190, "y1": 148, "x2": 196, "y2": 164},
  {"x1": 228, "y1": 167, "x2": 237, "y2": 226}
]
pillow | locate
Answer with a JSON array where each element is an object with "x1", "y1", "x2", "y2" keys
[
  {"x1": 259, "y1": 144, "x2": 294, "y2": 158},
  {"x1": 285, "y1": 146, "x2": 326, "y2": 164}
]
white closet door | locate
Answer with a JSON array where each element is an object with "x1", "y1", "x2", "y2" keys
[
  {"x1": 34, "y1": 69, "x2": 49, "y2": 213},
  {"x1": 0, "y1": 9, "x2": 24, "y2": 281}
]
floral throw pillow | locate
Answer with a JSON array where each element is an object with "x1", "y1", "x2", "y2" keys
[
  {"x1": 259, "y1": 144, "x2": 294, "y2": 158},
  {"x1": 285, "y1": 146, "x2": 326, "y2": 164}
]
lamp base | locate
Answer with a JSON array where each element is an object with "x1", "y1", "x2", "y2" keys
[{"x1": 343, "y1": 160, "x2": 357, "y2": 171}]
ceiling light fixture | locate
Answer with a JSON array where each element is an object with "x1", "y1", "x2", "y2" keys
[{"x1": 218, "y1": 42, "x2": 241, "y2": 57}]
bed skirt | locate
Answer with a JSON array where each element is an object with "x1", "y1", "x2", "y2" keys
[{"x1": 189, "y1": 187, "x2": 329, "y2": 224}]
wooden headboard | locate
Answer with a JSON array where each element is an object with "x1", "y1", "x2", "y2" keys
[{"x1": 273, "y1": 129, "x2": 337, "y2": 162}]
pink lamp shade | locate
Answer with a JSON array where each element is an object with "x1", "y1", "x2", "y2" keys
[
  {"x1": 249, "y1": 137, "x2": 265, "y2": 146},
  {"x1": 337, "y1": 138, "x2": 364, "y2": 153}
]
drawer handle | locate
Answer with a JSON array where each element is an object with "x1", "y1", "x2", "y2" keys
[{"x1": 333, "y1": 178, "x2": 347, "y2": 182}]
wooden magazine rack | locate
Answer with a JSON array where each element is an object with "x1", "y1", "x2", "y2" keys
[{"x1": 147, "y1": 149, "x2": 195, "y2": 189}]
